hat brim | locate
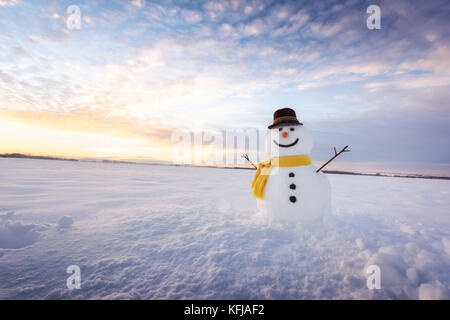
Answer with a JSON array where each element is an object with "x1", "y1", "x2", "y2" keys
[{"x1": 268, "y1": 116, "x2": 303, "y2": 129}]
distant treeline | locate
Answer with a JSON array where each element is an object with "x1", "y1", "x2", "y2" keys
[
  {"x1": 322, "y1": 170, "x2": 450, "y2": 180},
  {"x1": 0, "y1": 153, "x2": 78, "y2": 162},
  {"x1": 223, "y1": 167, "x2": 450, "y2": 180}
]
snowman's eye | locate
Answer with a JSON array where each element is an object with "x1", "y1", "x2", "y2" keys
[
  {"x1": 290, "y1": 128, "x2": 295, "y2": 131},
  {"x1": 278, "y1": 128, "x2": 283, "y2": 131}
]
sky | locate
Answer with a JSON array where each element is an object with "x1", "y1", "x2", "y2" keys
[{"x1": 0, "y1": 0, "x2": 449, "y2": 175}]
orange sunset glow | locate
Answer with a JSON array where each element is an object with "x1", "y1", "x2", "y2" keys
[{"x1": 0, "y1": 0, "x2": 449, "y2": 174}]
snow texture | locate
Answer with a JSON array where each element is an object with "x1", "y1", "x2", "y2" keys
[{"x1": 0, "y1": 158, "x2": 449, "y2": 299}]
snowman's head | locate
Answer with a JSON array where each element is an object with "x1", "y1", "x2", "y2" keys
[{"x1": 267, "y1": 124, "x2": 313, "y2": 157}]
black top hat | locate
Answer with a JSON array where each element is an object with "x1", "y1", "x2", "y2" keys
[{"x1": 268, "y1": 108, "x2": 303, "y2": 129}]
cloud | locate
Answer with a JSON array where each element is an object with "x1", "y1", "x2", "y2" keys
[
  {"x1": 403, "y1": 46, "x2": 450, "y2": 72},
  {"x1": 0, "y1": 107, "x2": 176, "y2": 144},
  {"x1": 131, "y1": 0, "x2": 146, "y2": 9},
  {"x1": 310, "y1": 82, "x2": 450, "y2": 167},
  {"x1": 0, "y1": 0, "x2": 19, "y2": 7}
]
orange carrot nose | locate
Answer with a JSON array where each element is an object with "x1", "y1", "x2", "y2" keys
[{"x1": 282, "y1": 132, "x2": 288, "y2": 138}]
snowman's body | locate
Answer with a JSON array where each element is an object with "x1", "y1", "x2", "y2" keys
[{"x1": 257, "y1": 123, "x2": 331, "y2": 224}]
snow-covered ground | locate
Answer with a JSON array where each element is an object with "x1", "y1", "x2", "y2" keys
[{"x1": 0, "y1": 158, "x2": 449, "y2": 299}]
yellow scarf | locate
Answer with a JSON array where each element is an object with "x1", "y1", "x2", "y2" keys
[{"x1": 250, "y1": 155, "x2": 312, "y2": 199}]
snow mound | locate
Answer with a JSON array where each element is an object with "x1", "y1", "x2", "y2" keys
[
  {"x1": 58, "y1": 216, "x2": 74, "y2": 229},
  {"x1": 442, "y1": 237, "x2": 450, "y2": 256},
  {"x1": 0, "y1": 221, "x2": 40, "y2": 249}
]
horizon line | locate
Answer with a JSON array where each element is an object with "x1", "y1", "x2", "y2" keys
[{"x1": 1, "y1": 151, "x2": 449, "y2": 179}]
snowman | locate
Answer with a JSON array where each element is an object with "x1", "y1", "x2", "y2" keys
[{"x1": 250, "y1": 108, "x2": 332, "y2": 225}]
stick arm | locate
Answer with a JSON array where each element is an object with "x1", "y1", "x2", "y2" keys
[
  {"x1": 242, "y1": 153, "x2": 258, "y2": 169},
  {"x1": 316, "y1": 145, "x2": 350, "y2": 173}
]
